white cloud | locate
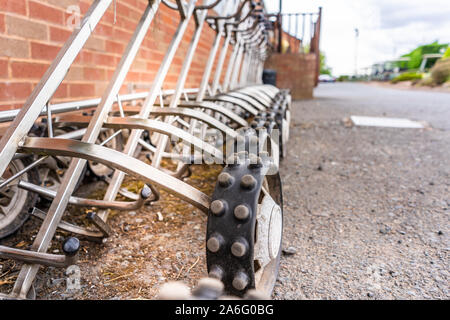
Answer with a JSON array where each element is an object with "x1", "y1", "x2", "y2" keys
[{"x1": 265, "y1": 0, "x2": 450, "y2": 75}]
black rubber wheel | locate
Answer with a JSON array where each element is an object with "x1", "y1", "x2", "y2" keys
[
  {"x1": 206, "y1": 152, "x2": 283, "y2": 297},
  {"x1": 0, "y1": 158, "x2": 40, "y2": 239}
]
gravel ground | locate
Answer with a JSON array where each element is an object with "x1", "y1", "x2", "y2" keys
[
  {"x1": 275, "y1": 83, "x2": 449, "y2": 299},
  {"x1": 0, "y1": 82, "x2": 448, "y2": 300}
]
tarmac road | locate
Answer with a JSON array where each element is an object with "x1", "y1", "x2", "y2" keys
[{"x1": 275, "y1": 82, "x2": 449, "y2": 299}]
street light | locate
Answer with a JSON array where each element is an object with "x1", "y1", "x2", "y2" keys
[{"x1": 354, "y1": 28, "x2": 359, "y2": 77}]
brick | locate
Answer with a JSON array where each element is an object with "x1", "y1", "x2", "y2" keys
[
  {"x1": 0, "y1": 82, "x2": 32, "y2": 100},
  {"x1": 105, "y1": 40, "x2": 124, "y2": 55},
  {"x1": 126, "y1": 71, "x2": 140, "y2": 82},
  {"x1": 113, "y1": 28, "x2": 132, "y2": 42},
  {"x1": 92, "y1": 52, "x2": 116, "y2": 67},
  {"x1": 53, "y1": 83, "x2": 68, "y2": 98},
  {"x1": 65, "y1": 66, "x2": 84, "y2": 81},
  {"x1": 11, "y1": 61, "x2": 50, "y2": 79},
  {"x1": 6, "y1": 15, "x2": 48, "y2": 40},
  {"x1": 0, "y1": 1, "x2": 27, "y2": 15},
  {"x1": 0, "y1": 104, "x2": 19, "y2": 111},
  {"x1": 83, "y1": 67, "x2": 106, "y2": 81},
  {"x1": 85, "y1": 37, "x2": 105, "y2": 52},
  {"x1": 69, "y1": 83, "x2": 94, "y2": 97},
  {"x1": 78, "y1": 1, "x2": 91, "y2": 15},
  {"x1": 31, "y1": 42, "x2": 60, "y2": 60},
  {"x1": 74, "y1": 51, "x2": 93, "y2": 64},
  {"x1": 0, "y1": 37, "x2": 29, "y2": 58},
  {"x1": 0, "y1": 14, "x2": 4, "y2": 34},
  {"x1": 29, "y1": 1, "x2": 64, "y2": 25},
  {"x1": 94, "y1": 23, "x2": 113, "y2": 37},
  {"x1": 50, "y1": 26, "x2": 71, "y2": 43},
  {"x1": 94, "y1": 82, "x2": 107, "y2": 96},
  {"x1": 44, "y1": 0, "x2": 80, "y2": 9},
  {"x1": 0, "y1": 59, "x2": 8, "y2": 78}
]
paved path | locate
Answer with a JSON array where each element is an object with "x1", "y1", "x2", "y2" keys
[{"x1": 276, "y1": 83, "x2": 449, "y2": 299}]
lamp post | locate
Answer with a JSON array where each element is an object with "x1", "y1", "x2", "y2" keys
[{"x1": 354, "y1": 28, "x2": 359, "y2": 77}]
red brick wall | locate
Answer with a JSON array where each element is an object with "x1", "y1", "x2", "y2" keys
[
  {"x1": 283, "y1": 31, "x2": 301, "y2": 53},
  {"x1": 265, "y1": 53, "x2": 317, "y2": 100},
  {"x1": 0, "y1": 0, "x2": 233, "y2": 111}
]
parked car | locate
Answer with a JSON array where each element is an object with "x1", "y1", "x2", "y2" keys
[{"x1": 319, "y1": 74, "x2": 336, "y2": 82}]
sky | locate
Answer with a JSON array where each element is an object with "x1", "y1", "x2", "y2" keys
[{"x1": 264, "y1": 0, "x2": 450, "y2": 76}]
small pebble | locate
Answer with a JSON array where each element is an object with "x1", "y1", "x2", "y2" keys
[
  {"x1": 282, "y1": 247, "x2": 297, "y2": 256},
  {"x1": 379, "y1": 226, "x2": 391, "y2": 234},
  {"x1": 389, "y1": 271, "x2": 398, "y2": 277},
  {"x1": 128, "y1": 211, "x2": 136, "y2": 216},
  {"x1": 367, "y1": 292, "x2": 374, "y2": 297}
]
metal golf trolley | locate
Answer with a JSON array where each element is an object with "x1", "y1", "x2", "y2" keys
[{"x1": 0, "y1": 0, "x2": 291, "y2": 299}]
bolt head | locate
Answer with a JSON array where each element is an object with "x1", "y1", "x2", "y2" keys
[
  {"x1": 210, "y1": 200, "x2": 226, "y2": 216},
  {"x1": 231, "y1": 240, "x2": 247, "y2": 257},
  {"x1": 241, "y1": 174, "x2": 256, "y2": 190},
  {"x1": 232, "y1": 272, "x2": 249, "y2": 291},
  {"x1": 218, "y1": 172, "x2": 233, "y2": 187},
  {"x1": 208, "y1": 265, "x2": 224, "y2": 281},
  {"x1": 207, "y1": 236, "x2": 222, "y2": 253},
  {"x1": 234, "y1": 205, "x2": 250, "y2": 220}
]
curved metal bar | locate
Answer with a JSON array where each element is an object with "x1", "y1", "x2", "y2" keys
[
  {"x1": 120, "y1": 102, "x2": 248, "y2": 127},
  {"x1": 19, "y1": 137, "x2": 211, "y2": 212},
  {"x1": 177, "y1": 101, "x2": 248, "y2": 126},
  {"x1": 104, "y1": 117, "x2": 224, "y2": 159},
  {"x1": 235, "y1": 88, "x2": 273, "y2": 105},
  {"x1": 0, "y1": 245, "x2": 77, "y2": 268},
  {"x1": 148, "y1": 107, "x2": 238, "y2": 138},
  {"x1": 237, "y1": 86, "x2": 277, "y2": 103},
  {"x1": 162, "y1": 0, "x2": 186, "y2": 10},
  {"x1": 31, "y1": 208, "x2": 104, "y2": 241},
  {"x1": 18, "y1": 180, "x2": 152, "y2": 211},
  {"x1": 54, "y1": 115, "x2": 224, "y2": 160},
  {"x1": 203, "y1": 95, "x2": 259, "y2": 115},
  {"x1": 195, "y1": 0, "x2": 221, "y2": 10},
  {"x1": 207, "y1": 0, "x2": 253, "y2": 21},
  {"x1": 217, "y1": 92, "x2": 267, "y2": 110}
]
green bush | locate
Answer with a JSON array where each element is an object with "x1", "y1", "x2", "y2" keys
[
  {"x1": 337, "y1": 75, "x2": 349, "y2": 82},
  {"x1": 400, "y1": 41, "x2": 448, "y2": 69},
  {"x1": 431, "y1": 58, "x2": 450, "y2": 84},
  {"x1": 391, "y1": 72, "x2": 422, "y2": 84},
  {"x1": 443, "y1": 47, "x2": 450, "y2": 59}
]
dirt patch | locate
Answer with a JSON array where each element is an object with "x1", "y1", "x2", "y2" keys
[{"x1": 0, "y1": 162, "x2": 222, "y2": 299}]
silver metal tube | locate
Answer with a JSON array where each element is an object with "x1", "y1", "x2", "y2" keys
[
  {"x1": 211, "y1": 25, "x2": 232, "y2": 95},
  {"x1": 10, "y1": 1, "x2": 161, "y2": 299},
  {"x1": 152, "y1": 8, "x2": 208, "y2": 169},
  {"x1": 222, "y1": 40, "x2": 240, "y2": 92},
  {"x1": 0, "y1": 0, "x2": 113, "y2": 178},
  {"x1": 98, "y1": 0, "x2": 197, "y2": 222}
]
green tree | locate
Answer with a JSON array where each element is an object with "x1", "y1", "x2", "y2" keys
[
  {"x1": 443, "y1": 47, "x2": 450, "y2": 59},
  {"x1": 320, "y1": 52, "x2": 332, "y2": 75},
  {"x1": 400, "y1": 41, "x2": 448, "y2": 69}
]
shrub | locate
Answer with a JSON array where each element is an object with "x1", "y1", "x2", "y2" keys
[
  {"x1": 443, "y1": 47, "x2": 450, "y2": 59},
  {"x1": 431, "y1": 58, "x2": 450, "y2": 84},
  {"x1": 400, "y1": 41, "x2": 448, "y2": 70},
  {"x1": 337, "y1": 75, "x2": 349, "y2": 82},
  {"x1": 391, "y1": 72, "x2": 422, "y2": 84}
]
